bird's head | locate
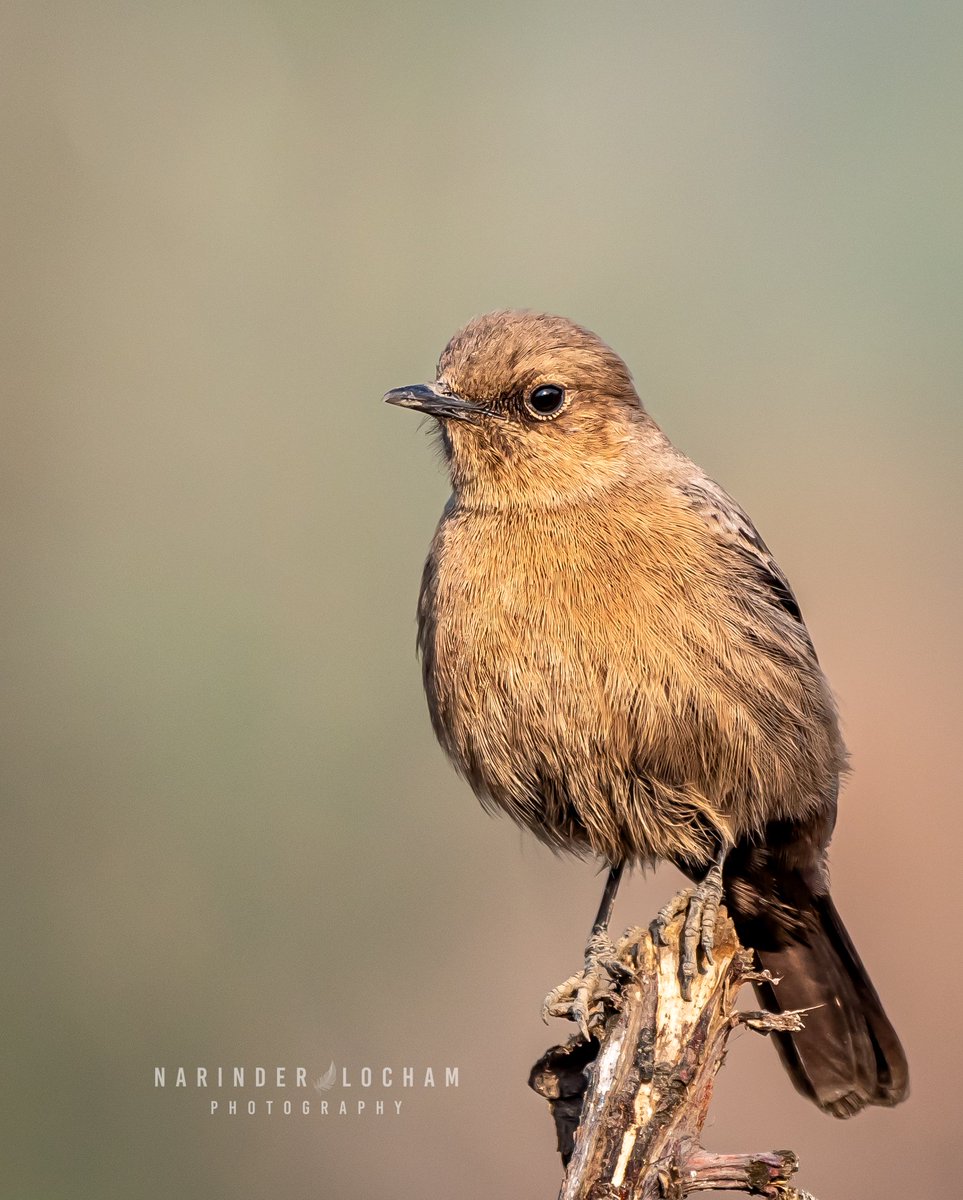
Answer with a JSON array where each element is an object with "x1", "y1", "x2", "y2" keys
[{"x1": 385, "y1": 310, "x2": 655, "y2": 508}]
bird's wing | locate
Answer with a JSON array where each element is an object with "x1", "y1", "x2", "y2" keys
[{"x1": 681, "y1": 475, "x2": 815, "y2": 650}]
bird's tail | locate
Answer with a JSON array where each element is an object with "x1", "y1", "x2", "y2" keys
[{"x1": 727, "y1": 872, "x2": 909, "y2": 1117}]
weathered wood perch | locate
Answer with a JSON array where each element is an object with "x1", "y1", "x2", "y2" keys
[{"x1": 529, "y1": 907, "x2": 816, "y2": 1199}]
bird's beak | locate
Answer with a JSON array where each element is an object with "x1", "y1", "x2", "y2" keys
[{"x1": 383, "y1": 382, "x2": 493, "y2": 422}]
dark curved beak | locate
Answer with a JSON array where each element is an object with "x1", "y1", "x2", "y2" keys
[{"x1": 383, "y1": 382, "x2": 493, "y2": 422}]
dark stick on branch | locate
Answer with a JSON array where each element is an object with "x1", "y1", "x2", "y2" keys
[{"x1": 529, "y1": 907, "x2": 816, "y2": 1199}]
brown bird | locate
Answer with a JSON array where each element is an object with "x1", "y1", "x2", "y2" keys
[{"x1": 385, "y1": 310, "x2": 908, "y2": 1118}]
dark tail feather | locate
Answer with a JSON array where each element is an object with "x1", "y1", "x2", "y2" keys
[{"x1": 729, "y1": 882, "x2": 909, "y2": 1117}]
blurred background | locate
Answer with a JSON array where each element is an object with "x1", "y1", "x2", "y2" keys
[{"x1": 1, "y1": 2, "x2": 960, "y2": 1197}]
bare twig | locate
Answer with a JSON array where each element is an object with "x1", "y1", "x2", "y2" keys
[{"x1": 529, "y1": 907, "x2": 815, "y2": 1198}]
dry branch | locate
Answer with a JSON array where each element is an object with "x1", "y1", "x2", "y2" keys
[{"x1": 529, "y1": 907, "x2": 815, "y2": 1199}]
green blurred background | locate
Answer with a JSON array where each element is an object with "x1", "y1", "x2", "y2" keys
[{"x1": 2, "y1": 3, "x2": 960, "y2": 1197}]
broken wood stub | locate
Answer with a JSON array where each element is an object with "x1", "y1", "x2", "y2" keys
[{"x1": 529, "y1": 908, "x2": 811, "y2": 1199}]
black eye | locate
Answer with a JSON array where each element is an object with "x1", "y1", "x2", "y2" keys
[{"x1": 525, "y1": 384, "x2": 567, "y2": 419}]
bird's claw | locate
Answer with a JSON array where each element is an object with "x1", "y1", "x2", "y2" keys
[
  {"x1": 541, "y1": 932, "x2": 635, "y2": 1039},
  {"x1": 652, "y1": 862, "x2": 725, "y2": 1001}
]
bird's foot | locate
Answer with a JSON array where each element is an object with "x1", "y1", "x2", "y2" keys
[
  {"x1": 541, "y1": 931, "x2": 636, "y2": 1039},
  {"x1": 652, "y1": 860, "x2": 725, "y2": 1001}
]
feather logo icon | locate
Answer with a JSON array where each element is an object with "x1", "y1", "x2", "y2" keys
[{"x1": 314, "y1": 1061, "x2": 337, "y2": 1093}]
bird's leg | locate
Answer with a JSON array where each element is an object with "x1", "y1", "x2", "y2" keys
[
  {"x1": 653, "y1": 847, "x2": 727, "y2": 1001},
  {"x1": 542, "y1": 862, "x2": 635, "y2": 1039}
]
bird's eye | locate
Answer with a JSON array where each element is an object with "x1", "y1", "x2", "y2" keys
[{"x1": 525, "y1": 384, "x2": 567, "y2": 420}]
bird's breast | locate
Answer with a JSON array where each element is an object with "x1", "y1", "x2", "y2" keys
[{"x1": 417, "y1": 502, "x2": 726, "y2": 855}]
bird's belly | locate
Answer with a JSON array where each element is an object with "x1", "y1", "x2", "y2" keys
[{"x1": 424, "y1": 588, "x2": 733, "y2": 866}]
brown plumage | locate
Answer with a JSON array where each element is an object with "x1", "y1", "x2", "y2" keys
[{"x1": 386, "y1": 309, "x2": 908, "y2": 1118}]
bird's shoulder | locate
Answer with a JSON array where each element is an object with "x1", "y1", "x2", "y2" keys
[{"x1": 673, "y1": 468, "x2": 809, "y2": 634}]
